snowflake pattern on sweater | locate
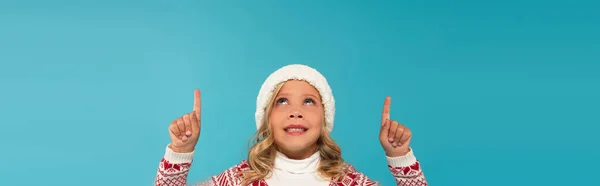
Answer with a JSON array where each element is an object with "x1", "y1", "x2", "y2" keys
[{"x1": 155, "y1": 148, "x2": 427, "y2": 186}]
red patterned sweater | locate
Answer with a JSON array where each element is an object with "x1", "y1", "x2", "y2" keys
[{"x1": 155, "y1": 146, "x2": 427, "y2": 186}]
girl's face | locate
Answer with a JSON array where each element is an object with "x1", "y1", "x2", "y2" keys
[{"x1": 269, "y1": 80, "x2": 324, "y2": 159}]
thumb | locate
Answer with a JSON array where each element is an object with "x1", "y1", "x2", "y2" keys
[{"x1": 380, "y1": 119, "x2": 390, "y2": 140}]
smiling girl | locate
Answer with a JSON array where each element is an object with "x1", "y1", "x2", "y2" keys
[{"x1": 155, "y1": 64, "x2": 428, "y2": 186}]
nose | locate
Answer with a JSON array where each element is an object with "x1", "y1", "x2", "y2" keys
[{"x1": 289, "y1": 111, "x2": 303, "y2": 119}]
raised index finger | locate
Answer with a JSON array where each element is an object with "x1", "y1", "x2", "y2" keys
[
  {"x1": 193, "y1": 89, "x2": 201, "y2": 118},
  {"x1": 381, "y1": 96, "x2": 391, "y2": 126}
]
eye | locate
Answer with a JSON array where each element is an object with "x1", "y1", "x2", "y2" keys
[
  {"x1": 276, "y1": 98, "x2": 288, "y2": 105},
  {"x1": 304, "y1": 98, "x2": 315, "y2": 105}
]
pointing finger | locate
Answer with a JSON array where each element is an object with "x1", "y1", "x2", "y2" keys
[
  {"x1": 381, "y1": 96, "x2": 391, "y2": 126},
  {"x1": 193, "y1": 89, "x2": 201, "y2": 118},
  {"x1": 191, "y1": 111, "x2": 200, "y2": 134}
]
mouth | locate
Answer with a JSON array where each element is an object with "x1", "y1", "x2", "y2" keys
[{"x1": 284, "y1": 125, "x2": 308, "y2": 136}]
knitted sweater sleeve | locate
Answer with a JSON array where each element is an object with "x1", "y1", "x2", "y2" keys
[
  {"x1": 154, "y1": 145, "x2": 216, "y2": 186},
  {"x1": 384, "y1": 148, "x2": 428, "y2": 186}
]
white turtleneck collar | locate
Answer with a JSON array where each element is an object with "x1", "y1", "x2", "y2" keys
[
  {"x1": 273, "y1": 150, "x2": 321, "y2": 174},
  {"x1": 265, "y1": 151, "x2": 331, "y2": 186}
]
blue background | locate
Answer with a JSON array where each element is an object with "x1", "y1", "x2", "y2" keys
[{"x1": 1, "y1": 0, "x2": 598, "y2": 185}]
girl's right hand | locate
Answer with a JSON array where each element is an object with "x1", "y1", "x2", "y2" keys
[{"x1": 168, "y1": 89, "x2": 202, "y2": 153}]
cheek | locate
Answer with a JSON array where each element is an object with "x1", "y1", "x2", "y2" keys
[
  {"x1": 307, "y1": 110, "x2": 325, "y2": 127},
  {"x1": 269, "y1": 111, "x2": 286, "y2": 128}
]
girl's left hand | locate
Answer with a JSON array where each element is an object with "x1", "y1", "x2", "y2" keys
[{"x1": 379, "y1": 96, "x2": 412, "y2": 157}]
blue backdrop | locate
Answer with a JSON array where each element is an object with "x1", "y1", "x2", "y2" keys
[{"x1": 1, "y1": 0, "x2": 598, "y2": 185}]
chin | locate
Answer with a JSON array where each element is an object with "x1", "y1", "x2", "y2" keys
[{"x1": 277, "y1": 139, "x2": 318, "y2": 152}]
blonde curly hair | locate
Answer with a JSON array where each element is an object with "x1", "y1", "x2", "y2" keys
[{"x1": 239, "y1": 82, "x2": 346, "y2": 185}]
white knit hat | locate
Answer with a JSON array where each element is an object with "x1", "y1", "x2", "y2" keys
[{"x1": 255, "y1": 64, "x2": 335, "y2": 132}]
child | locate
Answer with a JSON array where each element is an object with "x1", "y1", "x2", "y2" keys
[{"x1": 155, "y1": 64, "x2": 428, "y2": 186}]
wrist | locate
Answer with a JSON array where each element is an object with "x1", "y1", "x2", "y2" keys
[
  {"x1": 386, "y1": 148, "x2": 410, "y2": 157},
  {"x1": 168, "y1": 144, "x2": 195, "y2": 153}
]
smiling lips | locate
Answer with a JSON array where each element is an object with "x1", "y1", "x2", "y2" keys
[{"x1": 284, "y1": 124, "x2": 308, "y2": 136}]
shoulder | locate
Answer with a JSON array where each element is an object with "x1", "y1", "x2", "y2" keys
[
  {"x1": 333, "y1": 164, "x2": 379, "y2": 186},
  {"x1": 210, "y1": 160, "x2": 251, "y2": 186}
]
